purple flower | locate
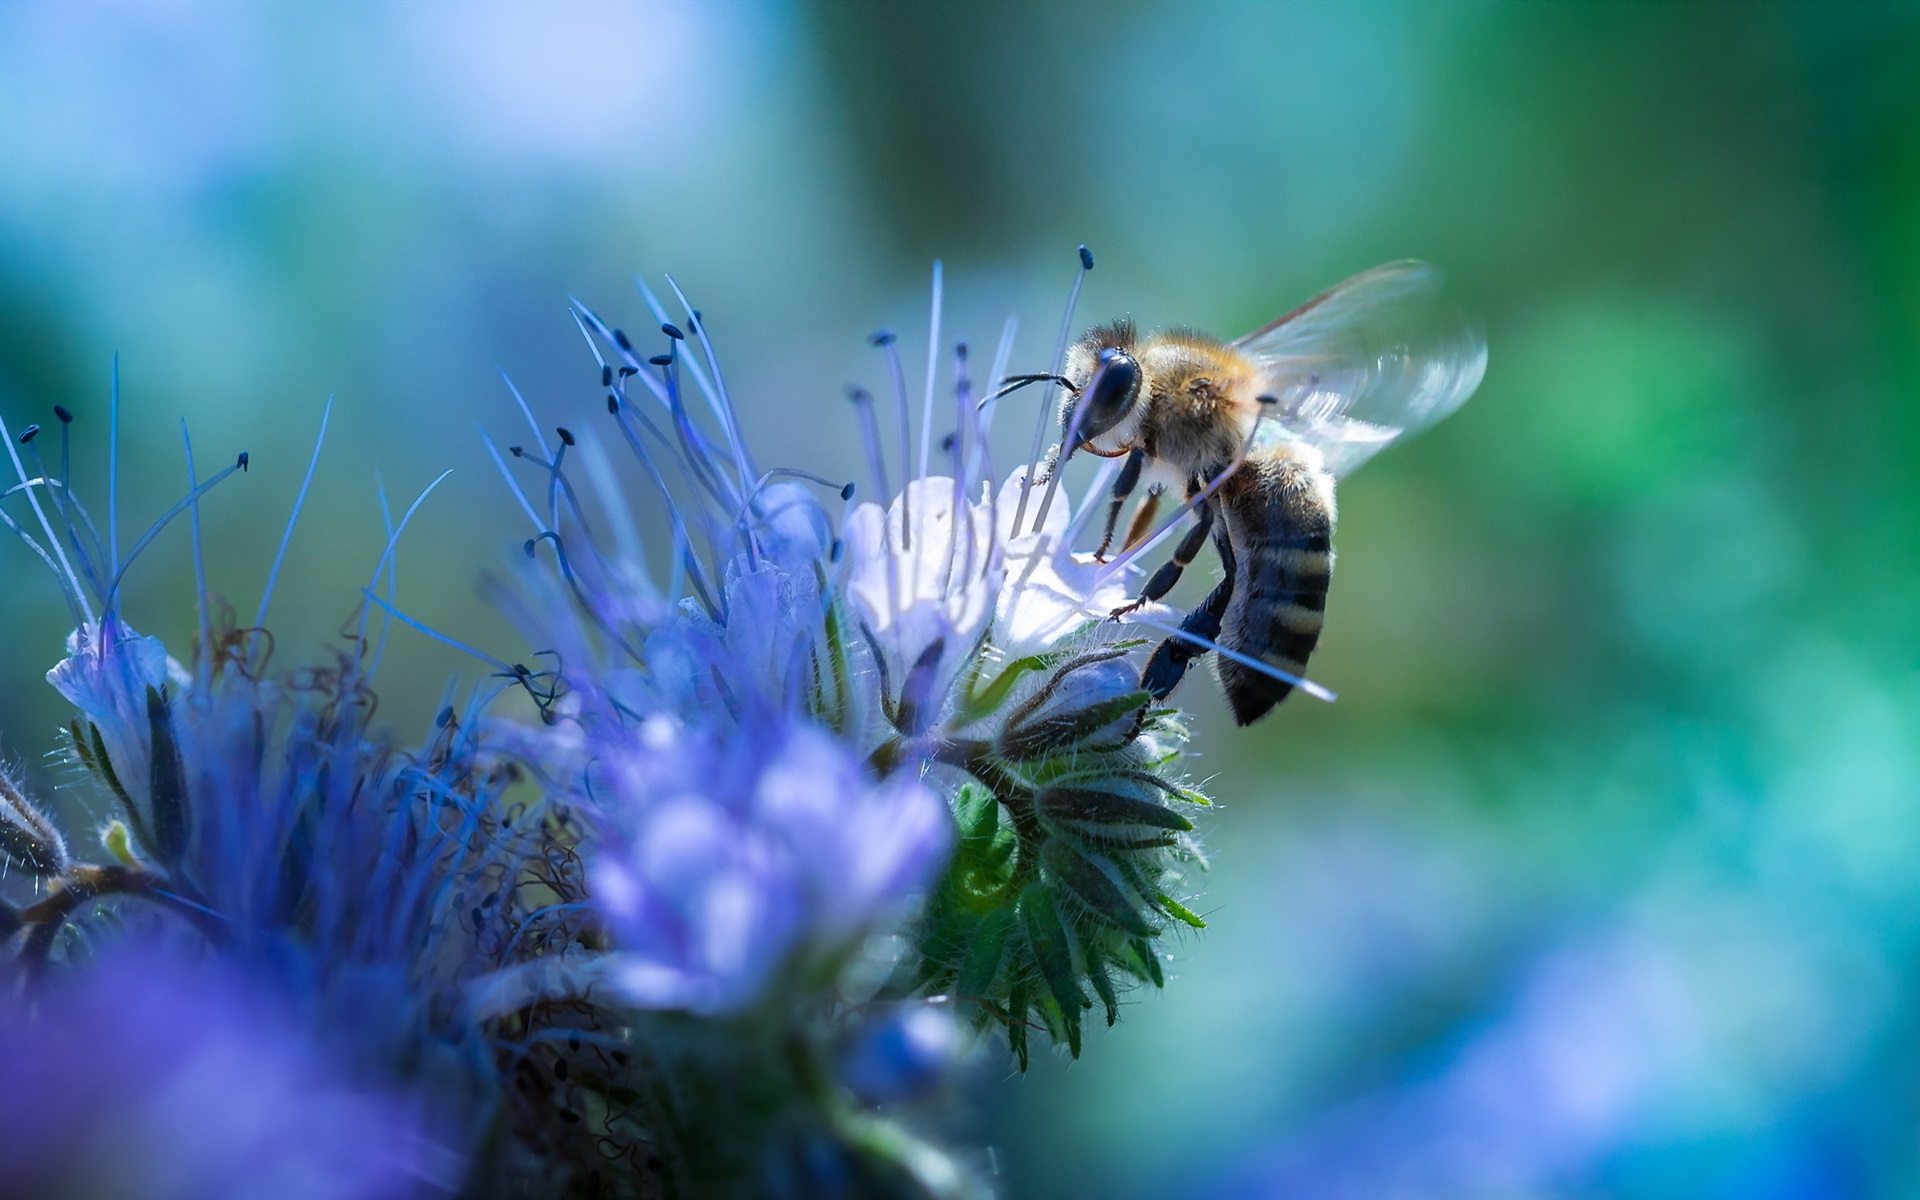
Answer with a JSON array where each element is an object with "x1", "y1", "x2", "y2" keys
[
  {"x1": 590, "y1": 712, "x2": 952, "y2": 1014},
  {"x1": 0, "y1": 948, "x2": 459, "y2": 1200},
  {"x1": 45, "y1": 616, "x2": 193, "y2": 859}
]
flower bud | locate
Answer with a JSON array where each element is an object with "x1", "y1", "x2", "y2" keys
[
  {"x1": 0, "y1": 768, "x2": 68, "y2": 878},
  {"x1": 997, "y1": 653, "x2": 1147, "y2": 762}
]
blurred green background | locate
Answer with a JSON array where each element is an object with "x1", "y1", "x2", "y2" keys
[{"x1": 5, "y1": 1, "x2": 1920, "y2": 1195}]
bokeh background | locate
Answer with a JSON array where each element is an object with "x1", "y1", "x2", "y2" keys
[{"x1": 4, "y1": 2, "x2": 1920, "y2": 1196}]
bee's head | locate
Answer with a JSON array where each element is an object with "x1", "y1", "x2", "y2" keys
[
  {"x1": 983, "y1": 318, "x2": 1143, "y2": 477},
  {"x1": 1058, "y1": 318, "x2": 1143, "y2": 454},
  {"x1": 1068, "y1": 346, "x2": 1143, "y2": 443}
]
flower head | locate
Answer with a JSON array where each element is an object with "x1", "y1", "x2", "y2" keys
[
  {"x1": 1, "y1": 403, "x2": 517, "y2": 1183},
  {"x1": 496, "y1": 258, "x2": 1213, "y2": 1065},
  {"x1": 592, "y1": 712, "x2": 950, "y2": 1014}
]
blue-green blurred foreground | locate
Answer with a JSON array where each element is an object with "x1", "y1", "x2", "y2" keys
[{"x1": 3, "y1": 2, "x2": 1919, "y2": 1196}]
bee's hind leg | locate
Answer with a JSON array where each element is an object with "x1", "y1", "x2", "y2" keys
[
  {"x1": 1141, "y1": 532, "x2": 1237, "y2": 703},
  {"x1": 1110, "y1": 495, "x2": 1214, "y2": 618}
]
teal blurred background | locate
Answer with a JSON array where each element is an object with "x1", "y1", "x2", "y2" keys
[{"x1": 4, "y1": 2, "x2": 1920, "y2": 1195}]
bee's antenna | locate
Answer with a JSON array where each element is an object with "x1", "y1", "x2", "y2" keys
[
  {"x1": 978, "y1": 372, "x2": 1078, "y2": 410},
  {"x1": 1011, "y1": 244, "x2": 1095, "y2": 536}
]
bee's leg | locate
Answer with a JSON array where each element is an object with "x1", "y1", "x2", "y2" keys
[
  {"x1": 1110, "y1": 496, "x2": 1214, "y2": 618},
  {"x1": 1095, "y1": 448, "x2": 1149, "y2": 561},
  {"x1": 1141, "y1": 531, "x2": 1237, "y2": 702},
  {"x1": 1122, "y1": 488, "x2": 1164, "y2": 553}
]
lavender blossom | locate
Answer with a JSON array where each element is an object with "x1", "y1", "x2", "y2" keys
[{"x1": 590, "y1": 711, "x2": 951, "y2": 1015}]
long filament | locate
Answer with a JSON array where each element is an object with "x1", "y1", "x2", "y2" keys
[{"x1": 1009, "y1": 250, "x2": 1091, "y2": 536}]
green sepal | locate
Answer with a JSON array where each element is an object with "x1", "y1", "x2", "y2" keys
[
  {"x1": 1037, "y1": 784, "x2": 1194, "y2": 833},
  {"x1": 954, "y1": 780, "x2": 999, "y2": 841},
  {"x1": 814, "y1": 590, "x2": 854, "y2": 736},
  {"x1": 958, "y1": 645, "x2": 1078, "y2": 727},
  {"x1": 946, "y1": 784, "x2": 1016, "y2": 913},
  {"x1": 1156, "y1": 892, "x2": 1208, "y2": 930},
  {"x1": 145, "y1": 686, "x2": 190, "y2": 867},
  {"x1": 1006, "y1": 980, "x2": 1031, "y2": 1071},
  {"x1": 1126, "y1": 936, "x2": 1164, "y2": 988},
  {"x1": 1042, "y1": 840, "x2": 1157, "y2": 937},
  {"x1": 956, "y1": 907, "x2": 1013, "y2": 1001},
  {"x1": 1084, "y1": 941, "x2": 1121, "y2": 1027},
  {"x1": 1018, "y1": 884, "x2": 1084, "y2": 1057}
]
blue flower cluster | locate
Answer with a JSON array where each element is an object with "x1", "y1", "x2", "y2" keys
[{"x1": 0, "y1": 257, "x2": 1213, "y2": 1198}]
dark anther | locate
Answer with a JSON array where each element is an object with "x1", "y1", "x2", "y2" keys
[
  {"x1": 955, "y1": 342, "x2": 968, "y2": 360},
  {"x1": 661, "y1": 322, "x2": 685, "y2": 341},
  {"x1": 1079, "y1": 245, "x2": 1096, "y2": 270},
  {"x1": 830, "y1": 538, "x2": 845, "y2": 563},
  {"x1": 839, "y1": 482, "x2": 856, "y2": 501},
  {"x1": 613, "y1": 328, "x2": 633, "y2": 350},
  {"x1": 509, "y1": 445, "x2": 525, "y2": 457},
  {"x1": 568, "y1": 1033, "x2": 582, "y2": 1051},
  {"x1": 690, "y1": 310, "x2": 703, "y2": 332},
  {"x1": 523, "y1": 540, "x2": 537, "y2": 559},
  {"x1": 846, "y1": 386, "x2": 872, "y2": 405},
  {"x1": 618, "y1": 366, "x2": 638, "y2": 378},
  {"x1": 52, "y1": 404, "x2": 73, "y2": 423},
  {"x1": 17, "y1": 424, "x2": 39, "y2": 444},
  {"x1": 612, "y1": 1050, "x2": 630, "y2": 1066},
  {"x1": 870, "y1": 330, "x2": 896, "y2": 348},
  {"x1": 607, "y1": 395, "x2": 620, "y2": 414},
  {"x1": 648, "y1": 354, "x2": 673, "y2": 367},
  {"x1": 558, "y1": 1109, "x2": 580, "y2": 1125},
  {"x1": 553, "y1": 1059, "x2": 570, "y2": 1081},
  {"x1": 436, "y1": 705, "x2": 455, "y2": 728},
  {"x1": 1256, "y1": 393, "x2": 1279, "y2": 406},
  {"x1": 941, "y1": 432, "x2": 958, "y2": 453},
  {"x1": 556, "y1": 427, "x2": 576, "y2": 446},
  {"x1": 600, "y1": 365, "x2": 612, "y2": 387},
  {"x1": 236, "y1": 452, "x2": 249, "y2": 471}
]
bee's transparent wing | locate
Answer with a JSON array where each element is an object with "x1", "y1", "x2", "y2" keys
[{"x1": 1235, "y1": 260, "x2": 1486, "y2": 478}]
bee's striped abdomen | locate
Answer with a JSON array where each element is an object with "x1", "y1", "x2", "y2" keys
[{"x1": 1215, "y1": 456, "x2": 1336, "y2": 726}]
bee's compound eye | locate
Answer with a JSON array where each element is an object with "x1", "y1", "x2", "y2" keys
[{"x1": 1079, "y1": 349, "x2": 1141, "y2": 439}]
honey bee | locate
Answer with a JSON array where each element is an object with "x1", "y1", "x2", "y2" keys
[{"x1": 1012, "y1": 260, "x2": 1485, "y2": 724}]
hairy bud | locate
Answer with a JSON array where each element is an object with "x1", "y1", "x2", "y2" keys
[{"x1": 0, "y1": 767, "x2": 68, "y2": 878}]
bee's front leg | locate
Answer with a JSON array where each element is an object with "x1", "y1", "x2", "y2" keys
[
  {"x1": 1110, "y1": 496, "x2": 1214, "y2": 618},
  {"x1": 1095, "y1": 448, "x2": 1148, "y2": 562}
]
